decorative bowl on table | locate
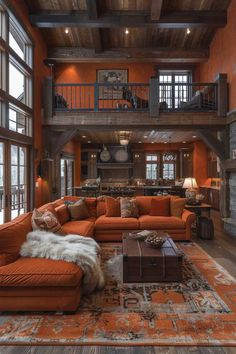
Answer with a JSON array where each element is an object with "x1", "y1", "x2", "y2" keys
[{"x1": 145, "y1": 234, "x2": 165, "y2": 248}]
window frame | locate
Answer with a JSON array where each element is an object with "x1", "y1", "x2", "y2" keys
[{"x1": 0, "y1": 3, "x2": 34, "y2": 220}]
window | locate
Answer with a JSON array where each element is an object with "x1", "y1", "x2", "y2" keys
[
  {"x1": 159, "y1": 72, "x2": 191, "y2": 109},
  {"x1": 0, "y1": 5, "x2": 33, "y2": 222},
  {"x1": 146, "y1": 154, "x2": 159, "y2": 180},
  {"x1": 162, "y1": 152, "x2": 177, "y2": 180},
  {"x1": 60, "y1": 157, "x2": 75, "y2": 197}
]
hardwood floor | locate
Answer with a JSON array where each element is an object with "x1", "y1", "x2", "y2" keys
[{"x1": 1, "y1": 211, "x2": 236, "y2": 354}]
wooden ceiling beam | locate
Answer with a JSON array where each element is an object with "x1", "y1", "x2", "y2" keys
[
  {"x1": 86, "y1": 0, "x2": 103, "y2": 53},
  {"x1": 29, "y1": 10, "x2": 227, "y2": 29},
  {"x1": 150, "y1": 0, "x2": 163, "y2": 21},
  {"x1": 47, "y1": 47, "x2": 209, "y2": 63}
]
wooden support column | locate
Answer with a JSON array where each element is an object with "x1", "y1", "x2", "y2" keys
[
  {"x1": 149, "y1": 77, "x2": 159, "y2": 117},
  {"x1": 43, "y1": 76, "x2": 53, "y2": 120},
  {"x1": 196, "y1": 129, "x2": 226, "y2": 161},
  {"x1": 216, "y1": 73, "x2": 228, "y2": 117}
]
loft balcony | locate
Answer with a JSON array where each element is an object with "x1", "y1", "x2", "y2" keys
[{"x1": 43, "y1": 74, "x2": 228, "y2": 129}]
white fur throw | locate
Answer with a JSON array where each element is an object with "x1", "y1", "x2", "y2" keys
[{"x1": 20, "y1": 230, "x2": 105, "y2": 295}]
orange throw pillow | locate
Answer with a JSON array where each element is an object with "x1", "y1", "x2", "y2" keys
[
  {"x1": 150, "y1": 197, "x2": 170, "y2": 216},
  {"x1": 105, "y1": 197, "x2": 121, "y2": 217},
  {"x1": 32, "y1": 205, "x2": 61, "y2": 233},
  {"x1": 171, "y1": 198, "x2": 187, "y2": 217}
]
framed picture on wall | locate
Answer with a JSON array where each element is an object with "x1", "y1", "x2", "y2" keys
[{"x1": 97, "y1": 69, "x2": 128, "y2": 99}]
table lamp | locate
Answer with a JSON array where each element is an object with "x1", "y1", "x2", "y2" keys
[{"x1": 183, "y1": 177, "x2": 198, "y2": 202}]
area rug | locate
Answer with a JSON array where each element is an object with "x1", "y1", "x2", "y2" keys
[{"x1": 0, "y1": 242, "x2": 236, "y2": 346}]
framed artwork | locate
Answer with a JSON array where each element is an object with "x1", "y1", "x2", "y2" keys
[{"x1": 97, "y1": 69, "x2": 128, "y2": 99}]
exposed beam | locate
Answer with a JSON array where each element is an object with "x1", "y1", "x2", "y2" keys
[
  {"x1": 86, "y1": 0, "x2": 103, "y2": 53},
  {"x1": 29, "y1": 10, "x2": 227, "y2": 29},
  {"x1": 44, "y1": 112, "x2": 227, "y2": 131},
  {"x1": 197, "y1": 130, "x2": 226, "y2": 161},
  {"x1": 47, "y1": 47, "x2": 209, "y2": 64},
  {"x1": 150, "y1": 0, "x2": 163, "y2": 21},
  {"x1": 44, "y1": 128, "x2": 79, "y2": 157}
]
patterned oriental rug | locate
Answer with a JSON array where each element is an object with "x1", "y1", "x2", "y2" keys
[{"x1": 0, "y1": 242, "x2": 236, "y2": 346}]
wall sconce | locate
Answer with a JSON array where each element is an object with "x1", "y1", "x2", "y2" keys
[
  {"x1": 135, "y1": 154, "x2": 140, "y2": 159},
  {"x1": 37, "y1": 160, "x2": 43, "y2": 178}
]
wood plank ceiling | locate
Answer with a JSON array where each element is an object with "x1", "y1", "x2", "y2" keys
[
  {"x1": 75, "y1": 130, "x2": 198, "y2": 144},
  {"x1": 25, "y1": 0, "x2": 231, "y2": 63}
]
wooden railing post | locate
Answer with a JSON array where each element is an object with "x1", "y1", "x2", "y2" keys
[
  {"x1": 149, "y1": 77, "x2": 159, "y2": 117},
  {"x1": 43, "y1": 76, "x2": 53, "y2": 120},
  {"x1": 216, "y1": 73, "x2": 228, "y2": 117},
  {"x1": 94, "y1": 82, "x2": 99, "y2": 112}
]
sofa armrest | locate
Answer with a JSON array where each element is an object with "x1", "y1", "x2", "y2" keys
[
  {"x1": 0, "y1": 254, "x2": 18, "y2": 267},
  {"x1": 182, "y1": 209, "x2": 196, "y2": 226}
]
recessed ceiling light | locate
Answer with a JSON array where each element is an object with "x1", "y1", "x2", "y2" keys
[
  {"x1": 87, "y1": 141, "x2": 91, "y2": 143},
  {"x1": 65, "y1": 28, "x2": 69, "y2": 34},
  {"x1": 151, "y1": 141, "x2": 154, "y2": 144},
  {"x1": 138, "y1": 141, "x2": 142, "y2": 143},
  {"x1": 192, "y1": 135, "x2": 197, "y2": 138},
  {"x1": 82, "y1": 135, "x2": 86, "y2": 138},
  {"x1": 125, "y1": 28, "x2": 129, "y2": 34},
  {"x1": 164, "y1": 141, "x2": 168, "y2": 144},
  {"x1": 186, "y1": 28, "x2": 191, "y2": 35},
  {"x1": 182, "y1": 141, "x2": 186, "y2": 144},
  {"x1": 144, "y1": 135, "x2": 148, "y2": 138}
]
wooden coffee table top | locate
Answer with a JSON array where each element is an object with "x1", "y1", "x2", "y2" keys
[{"x1": 122, "y1": 231, "x2": 182, "y2": 259}]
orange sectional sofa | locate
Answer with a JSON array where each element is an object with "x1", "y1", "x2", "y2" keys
[{"x1": 0, "y1": 196, "x2": 195, "y2": 312}]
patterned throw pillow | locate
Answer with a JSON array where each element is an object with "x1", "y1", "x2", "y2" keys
[
  {"x1": 120, "y1": 198, "x2": 139, "y2": 218},
  {"x1": 32, "y1": 205, "x2": 61, "y2": 233},
  {"x1": 67, "y1": 199, "x2": 90, "y2": 220}
]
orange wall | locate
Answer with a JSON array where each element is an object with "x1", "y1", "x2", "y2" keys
[
  {"x1": 196, "y1": 0, "x2": 236, "y2": 111},
  {"x1": 10, "y1": 0, "x2": 50, "y2": 207},
  {"x1": 55, "y1": 63, "x2": 156, "y2": 84},
  {"x1": 193, "y1": 141, "x2": 208, "y2": 187}
]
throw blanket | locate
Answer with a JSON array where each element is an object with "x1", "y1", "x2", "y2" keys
[{"x1": 20, "y1": 231, "x2": 105, "y2": 295}]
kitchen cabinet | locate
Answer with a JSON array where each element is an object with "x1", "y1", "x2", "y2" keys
[
  {"x1": 132, "y1": 151, "x2": 146, "y2": 179},
  {"x1": 207, "y1": 151, "x2": 219, "y2": 178}
]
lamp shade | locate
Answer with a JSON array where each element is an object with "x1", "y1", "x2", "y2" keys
[{"x1": 183, "y1": 177, "x2": 198, "y2": 189}]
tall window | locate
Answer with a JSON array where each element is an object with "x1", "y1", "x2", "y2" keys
[
  {"x1": 0, "y1": 5, "x2": 33, "y2": 223},
  {"x1": 162, "y1": 152, "x2": 177, "y2": 180},
  {"x1": 146, "y1": 154, "x2": 159, "y2": 180},
  {"x1": 60, "y1": 157, "x2": 75, "y2": 197},
  {"x1": 159, "y1": 72, "x2": 191, "y2": 109}
]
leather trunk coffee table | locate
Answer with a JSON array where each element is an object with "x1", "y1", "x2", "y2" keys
[{"x1": 122, "y1": 232, "x2": 183, "y2": 283}]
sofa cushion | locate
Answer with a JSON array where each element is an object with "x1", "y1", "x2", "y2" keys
[
  {"x1": 67, "y1": 199, "x2": 90, "y2": 220},
  {"x1": 139, "y1": 215, "x2": 185, "y2": 229},
  {"x1": 97, "y1": 196, "x2": 106, "y2": 217},
  {"x1": 55, "y1": 204, "x2": 70, "y2": 225},
  {"x1": 0, "y1": 257, "x2": 83, "y2": 287},
  {"x1": 64, "y1": 196, "x2": 97, "y2": 217},
  {"x1": 32, "y1": 205, "x2": 62, "y2": 233},
  {"x1": 120, "y1": 197, "x2": 139, "y2": 218},
  {"x1": 136, "y1": 196, "x2": 153, "y2": 215},
  {"x1": 0, "y1": 212, "x2": 32, "y2": 259},
  {"x1": 150, "y1": 197, "x2": 170, "y2": 216},
  {"x1": 61, "y1": 218, "x2": 95, "y2": 237},
  {"x1": 171, "y1": 198, "x2": 187, "y2": 217},
  {"x1": 105, "y1": 197, "x2": 121, "y2": 217},
  {"x1": 95, "y1": 215, "x2": 139, "y2": 230}
]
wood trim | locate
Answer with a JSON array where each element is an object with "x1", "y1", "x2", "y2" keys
[
  {"x1": 0, "y1": 126, "x2": 32, "y2": 144},
  {"x1": 47, "y1": 47, "x2": 209, "y2": 64},
  {"x1": 29, "y1": 10, "x2": 227, "y2": 29},
  {"x1": 0, "y1": 88, "x2": 33, "y2": 115},
  {"x1": 150, "y1": 0, "x2": 163, "y2": 21}
]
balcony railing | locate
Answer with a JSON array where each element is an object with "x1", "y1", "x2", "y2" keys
[
  {"x1": 44, "y1": 74, "x2": 227, "y2": 117},
  {"x1": 54, "y1": 83, "x2": 149, "y2": 112}
]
